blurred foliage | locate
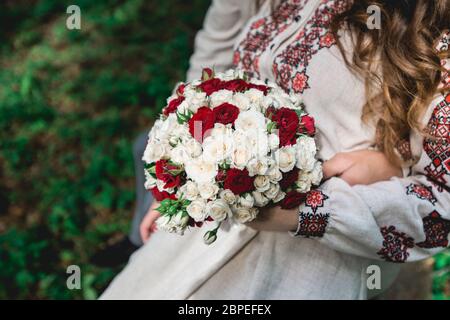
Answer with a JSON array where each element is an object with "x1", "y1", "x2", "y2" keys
[
  {"x1": 0, "y1": 0, "x2": 448, "y2": 301},
  {"x1": 0, "y1": 0, "x2": 209, "y2": 299}
]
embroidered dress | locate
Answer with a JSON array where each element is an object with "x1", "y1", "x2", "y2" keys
[{"x1": 101, "y1": 0, "x2": 450, "y2": 299}]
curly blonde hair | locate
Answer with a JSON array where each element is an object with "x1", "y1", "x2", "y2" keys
[{"x1": 331, "y1": 0, "x2": 449, "y2": 164}]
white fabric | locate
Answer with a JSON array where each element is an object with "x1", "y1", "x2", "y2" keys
[{"x1": 101, "y1": 0, "x2": 448, "y2": 300}]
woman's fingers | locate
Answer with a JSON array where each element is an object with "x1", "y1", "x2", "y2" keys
[
  {"x1": 322, "y1": 153, "x2": 354, "y2": 179},
  {"x1": 139, "y1": 202, "x2": 161, "y2": 243}
]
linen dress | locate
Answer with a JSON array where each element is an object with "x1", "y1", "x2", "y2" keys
[{"x1": 100, "y1": 0, "x2": 450, "y2": 300}]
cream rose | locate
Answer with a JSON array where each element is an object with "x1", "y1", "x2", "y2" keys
[
  {"x1": 179, "y1": 180, "x2": 199, "y2": 201},
  {"x1": 210, "y1": 89, "x2": 234, "y2": 108},
  {"x1": 219, "y1": 189, "x2": 237, "y2": 205},
  {"x1": 186, "y1": 199, "x2": 208, "y2": 222},
  {"x1": 264, "y1": 183, "x2": 281, "y2": 200},
  {"x1": 233, "y1": 206, "x2": 258, "y2": 223},
  {"x1": 185, "y1": 156, "x2": 218, "y2": 183},
  {"x1": 239, "y1": 193, "x2": 255, "y2": 208},
  {"x1": 254, "y1": 175, "x2": 271, "y2": 192},
  {"x1": 252, "y1": 191, "x2": 269, "y2": 207},
  {"x1": 247, "y1": 157, "x2": 269, "y2": 176},
  {"x1": 295, "y1": 136, "x2": 317, "y2": 171},
  {"x1": 275, "y1": 146, "x2": 297, "y2": 172},
  {"x1": 197, "y1": 182, "x2": 219, "y2": 200},
  {"x1": 234, "y1": 110, "x2": 266, "y2": 132},
  {"x1": 206, "y1": 199, "x2": 231, "y2": 222}
]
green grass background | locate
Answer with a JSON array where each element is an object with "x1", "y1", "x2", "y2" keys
[{"x1": 0, "y1": 0, "x2": 448, "y2": 299}]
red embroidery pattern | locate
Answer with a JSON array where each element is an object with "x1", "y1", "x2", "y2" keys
[
  {"x1": 305, "y1": 189, "x2": 329, "y2": 213},
  {"x1": 233, "y1": 0, "x2": 308, "y2": 79},
  {"x1": 377, "y1": 226, "x2": 414, "y2": 263},
  {"x1": 423, "y1": 94, "x2": 450, "y2": 192},
  {"x1": 273, "y1": 0, "x2": 350, "y2": 93},
  {"x1": 417, "y1": 211, "x2": 450, "y2": 249},
  {"x1": 396, "y1": 139, "x2": 413, "y2": 162},
  {"x1": 405, "y1": 183, "x2": 437, "y2": 205},
  {"x1": 296, "y1": 212, "x2": 330, "y2": 237}
]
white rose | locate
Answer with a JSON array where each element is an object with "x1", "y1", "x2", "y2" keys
[
  {"x1": 252, "y1": 191, "x2": 269, "y2": 207},
  {"x1": 197, "y1": 182, "x2": 219, "y2": 200},
  {"x1": 179, "y1": 180, "x2": 199, "y2": 201},
  {"x1": 233, "y1": 206, "x2": 258, "y2": 223},
  {"x1": 184, "y1": 89, "x2": 207, "y2": 113},
  {"x1": 296, "y1": 171, "x2": 313, "y2": 193},
  {"x1": 185, "y1": 156, "x2": 218, "y2": 183},
  {"x1": 144, "y1": 171, "x2": 157, "y2": 189},
  {"x1": 295, "y1": 136, "x2": 317, "y2": 171},
  {"x1": 210, "y1": 89, "x2": 234, "y2": 107},
  {"x1": 206, "y1": 199, "x2": 231, "y2": 222},
  {"x1": 171, "y1": 123, "x2": 190, "y2": 140},
  {"x1": 232, "y1": 92, "x2": 251, "y2": 111},
  {"x1": 210, "y1": 123, "x2": 233, "y2": 138},
  {"x1": 239, "y1": 193, "x2": 255, "y2": 208},
  {"x1": 246, "y1": 129, "x2": 269, "y2": 157},
  {"x1": 254, "y1": 175, "x2": 271, "y2": 192},
  {"x1": 183, "y1": 138, "x2": 202, "y2": 158},
  {"x1": 170, "y1": 145, "x2": 189, "y2": 165},
  {"x1": 273, "y1": 190, "x2": 286, "y2": 203},
  {"x1": 186, "y1": 199, "x2": 208, "y2": 222},
  {"x1": 156, "y1": 179, "x2": 174, "y2": 193},
  {"x1": 261, "y1": 95, "x2": 275, "y2": 110},
  {"x1": 231, "y1": 146, "x2": 252, "y2": 170},
  {"x1": 264, "y1": 183, "x2": 281, "y2": 200},
  {"x1": 234, "y1": 110, "x2": 266, "y2": 131},
  {"x1": 219, "y1": 189, "x2": 237, "y2": 205},
  {"x1": 202, "y1": 135, "x2": 233, "y2": 162},
  {"x1": 246, "y1": 88, "x2": 264, "y2": 105},
  {"x1": 275, "y1": 146, "x2": 297, "y2": 172},
  {"x1": 142, "y1": 142, "x2": 167, "y2": 164},
  {"x1": 247, "y1": 157, "x2": 269, "y2": 176},
  {"x1": 158, "y1": 113, "x2": 178, "y2": 141},
  {"x1": 310, "y1": 161, "x2": 323, "y2": 186},
  {"x1": 268, "y1": 133, "x2": 280, "y2": 151}
]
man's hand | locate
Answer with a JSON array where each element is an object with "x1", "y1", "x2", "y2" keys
[{"x1": 322, "y1": 150, "x2": 402, "y2": 186}]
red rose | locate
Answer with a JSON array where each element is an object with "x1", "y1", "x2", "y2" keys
[
  {"x1": 279, "y1": 128, "x2": 297, "y2": 146},
  {"x1": 215, "y1": 169, "x2": 227, "y2": 183},
  {"x1": 247, "y1": 83, "x2": 270, "y2": 95},
  {"x1": 155, "y1": 160, "x2": 182, "y2": 188},
  {"x1": 188, "y1": 106, "x2": 215, "y2": 142},
  {"x1": 279, "y1": 168, "x2": 299, "y2": 190},
  {"x1": 265, "y1": 106, "x2": 277, "y2": 120},
  {"x1": 280, "y1": 191, "x2": 306, "y2": 209},
  {"x1": 163, "y1": 96, "x2": 185, "y2": 116},
  {"x1": 299, "y1": 115, "x2": 316, "y2": 136},
  {"x1": 213, "y1": 103, "x2": 240, "y2": 125},
  {"x1": 150, "y1": 187, "x2": 176, "y2": 202},
  {"x1": 222, "y1": 79, "x2": 249, "y2": 92},
  {"x1": 198, "y1": 78, "x2": 223, "y2": 95},
  {"x1": 176, "y1": 83, "x2": 186, "y2": 96},
  {"x1": 273, "y1": 107, "x2": 299, "y2": 131},
  {"x1": 223, "y1": 168, "x2": 255, "y2": 195},
  {"x1": 272, "y1": 107, "x2": 299, "y2": 146},
  {"x1": 201, "y1": 67, "x2": 214, "y2": 81}
]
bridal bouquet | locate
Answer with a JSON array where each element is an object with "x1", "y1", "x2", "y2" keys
[{"x1": 143, "y1": 68, "x2": 322, "y2": 244}]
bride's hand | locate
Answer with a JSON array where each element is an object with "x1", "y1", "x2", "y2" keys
[
  {"x1": 245, "y1": 205, "x2": 298, "y2": 232},
  {"x1": 140, "y1": 201, "x2": 161, "y2": 243},
  {"x1": 322, "y1": 150, "x2": 402, "y2": 186}
]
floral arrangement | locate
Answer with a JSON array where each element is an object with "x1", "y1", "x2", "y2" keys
[{"x1": 143, "y1": 68, "x2": 322, "y2": 244}]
